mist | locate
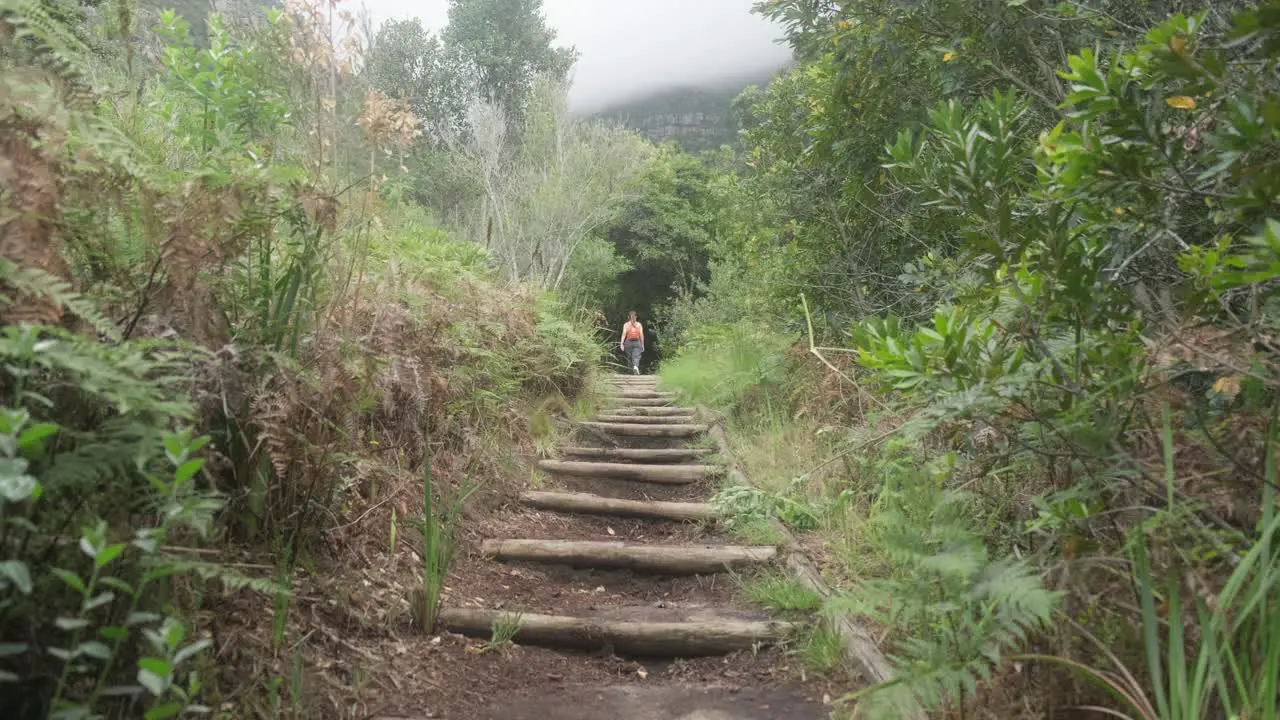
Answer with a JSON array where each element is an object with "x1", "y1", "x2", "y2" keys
[{"x1": 364, "y1": 0, "x2": 792, "y2": 112}]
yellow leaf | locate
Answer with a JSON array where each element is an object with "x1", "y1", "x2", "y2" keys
[
  {"x1": 1167, "y1": 96, "x2": 1197, "y2": 110},
  {"x1": 943, "y1": 51, "x2": 956, "y2": 62},
  {"x1": 1212, "y1": 375, "x2": 1242, "y2": 399},
  {"x1": 1170, "y1": 35, "x2": 1186, "y2": 54}
]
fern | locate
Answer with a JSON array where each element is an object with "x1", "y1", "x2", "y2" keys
[
  {"x1": 160, "y1": 558, "x2": 285, "y2": 595},
  {"x1": 832, "y1": 465, "x2": 1061, "y2": 717},
  {"x1": 0, "y1": 0, "x2": 96, "y2": 106},
  {"x1": 0, "y1": 258, "x2": 122, "y2": 339}
]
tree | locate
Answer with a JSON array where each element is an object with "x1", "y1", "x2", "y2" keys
[
  {"x1": 443, "y1": 0, "x2": 577, "y2": 124},
  {"x1": 601, "y1": 147, "x2": 727, "y2": 337},
  {"x1": 442, "y1": 79, "x2": 654, "y2": 289},
  {"x1": 366, "y1": 17, "x2": 473, "y2": 137}
]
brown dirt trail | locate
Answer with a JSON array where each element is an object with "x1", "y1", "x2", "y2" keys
[{"x1": 369, "y1": 374, "x2": 835, "y2": 720}]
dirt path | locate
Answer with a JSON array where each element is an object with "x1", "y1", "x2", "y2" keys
[{"x1": 372, "y1": 375, "x2": 833, "y2": 720}]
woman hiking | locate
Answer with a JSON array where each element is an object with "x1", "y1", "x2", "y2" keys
[{"x1": 619, "y1": 311, "x2": 644, "y2": 375}]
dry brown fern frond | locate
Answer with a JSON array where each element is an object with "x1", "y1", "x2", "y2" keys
[{"x1": 0, "y1": 115, "x2": 71, "y2": 326}]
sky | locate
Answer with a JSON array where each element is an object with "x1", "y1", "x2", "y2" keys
[{"x1": 363, "y1": 0, "x2": 793, "y2": 112}]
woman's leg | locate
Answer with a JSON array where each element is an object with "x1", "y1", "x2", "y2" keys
[{"x1": 626, "y1": 341, "x2": 641, "y2": 373}]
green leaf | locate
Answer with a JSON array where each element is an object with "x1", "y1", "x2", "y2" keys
[
  {"x1": 99, "y1": 576, "x2": 136, "y2": 595},
  {"x1": 0, "y1": 642, "x2": 29, "y2": 657},
  {"x1": 144, "y1": 702, "x2": 184, "y2": 720},
  {"x1": 137, "y1": 658, "x2": 171, "y2": 696},
  {"x1": 84, "y1": 591, "x2": 116, "y2": 611},
  {"x1": 56, "y1": 617, "x2": 91, "y2": 631},
  {"x1": 52, "y1": 568, "x2": 87, "y2": 594},
  {"x1": 127, "y1": 611, "x2": 162, "y2": 626},
  {"x1": 174, "y1": 638, "x2": 211, "y2": 666},
  {"x1": 95, "y1": 543, "x2": 125, "y2": 569},
  {"x1": 0, "y1": 560, "x2": 32, "y2": 594},
  {"x1": 0, "y1": 458, "x2": 37, "y2": 502},
  {"x1": 17, "y1": 422, "x2": 57, "y2": 451},
  {"x1": 173, "y1": 458, "x2": 204, "y2": 485},
  {"x1": 77, "y1": 641, "x2": 112, "y2": 660}
]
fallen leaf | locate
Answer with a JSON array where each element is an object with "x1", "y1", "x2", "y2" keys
[
  {"x1": 637, "y1": 668, "x2": 648, "y2": 679},
  {"x1": 1167, "y1": 96, "x2": 1197, "y2": 110},
  {"x1": 606, "y1": 527, "x2": 616, "y2": 536}
]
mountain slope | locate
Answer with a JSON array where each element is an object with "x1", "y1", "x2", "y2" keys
[{"x1": 595, "y1": 69, "x2": 781, "y2": 153}]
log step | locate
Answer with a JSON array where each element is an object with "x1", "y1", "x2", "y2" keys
[
  {"x1": 520, "y1": 491, "x2": 716, "y2": 522},
  {"x1": 438, "y1": 608, "x2": 792, "y2": 657},
  {"x1": 607, "y1": 407, "x2": 697, "y2": 416},
  {"x1": 559, "y1": 447, "x2": 714, "y2": 463},
  {"x1": 607, "y1": 391, "x2": 677, "y2": 400},
  {"x1": 593, "y1": 414, "x2": 697, "y2": 425},
  {"x1": 537, "y1": 459, "x2": 718, "y2": 484},
  {"x1": 607, "y1": 397, "x2": 673, "y2": 407},
  {"x1": 481, "y1": 539, "x2": 776, "y2": 574},
  {"x1": 579, "y1": 421, "x2": 707, "y2": 437}
]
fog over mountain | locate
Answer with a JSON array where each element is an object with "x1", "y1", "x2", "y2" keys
[{"x1": 365, "y1": 0, "x2": 792, "y2": 112}]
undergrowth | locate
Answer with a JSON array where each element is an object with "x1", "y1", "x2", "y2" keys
[{"x1": 0, "y1": 0, "x2": 606, "y2": 714}]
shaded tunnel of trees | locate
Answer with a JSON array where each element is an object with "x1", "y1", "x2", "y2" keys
[{"x1": 595, "y1": 146, "x2": 721, "y2": 372}]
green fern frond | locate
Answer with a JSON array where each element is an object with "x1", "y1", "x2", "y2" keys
[
  {"x1": 0, "y1": 258, "x2": 121, "y2": 339},
  {"x1": 156, "y1": 558, "x2": 283, "y2": 595},
  {"x1": 0, "y1": 0, "x2": 95, "y2": 104},
  {"x1": 0, "y1": 324, "x2": 194, "y2": 417}
]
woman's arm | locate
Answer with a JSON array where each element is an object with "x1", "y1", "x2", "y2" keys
[{"x1": 619, "y1": 325, "x2": 626, "y2": 349}]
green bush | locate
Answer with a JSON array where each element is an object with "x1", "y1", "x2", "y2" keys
[
  {"x1": 659, "y1": 321, "x2": 794, "y2": 412},
  {"x1": 0, "y1": 321, "x2": 237, "y2": 717}
]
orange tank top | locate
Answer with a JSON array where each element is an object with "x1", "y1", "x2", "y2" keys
[{"x1": 624, "y1": 322, "x2": 642, "y2": 340}]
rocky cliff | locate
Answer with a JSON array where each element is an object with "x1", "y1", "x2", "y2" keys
[{"x1": 596, "y1": 69, "x2": 782, "y2": 153}]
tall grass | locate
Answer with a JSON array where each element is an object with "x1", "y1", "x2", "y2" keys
[
  {"x1": 1020, "y1": 410, "x2": 1280, "y2": 720},
  {"x1": 411, "y1": 458, "x2": 475, "y2": 633},
  {"x1": 659, "y1": 322, "x2": 794, "y2": 412}
]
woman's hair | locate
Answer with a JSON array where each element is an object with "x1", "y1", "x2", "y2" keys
[{"x1": 627, "y1": 311, "x2": 637, "y2": 320}]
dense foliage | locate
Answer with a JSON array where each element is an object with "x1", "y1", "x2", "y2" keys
[
  {"x1": 657, "y1": 0, "x2": 1280, "y2": 717},
  {"x1": 0, "y1": 0, "x2": 633, "y2": 714}
]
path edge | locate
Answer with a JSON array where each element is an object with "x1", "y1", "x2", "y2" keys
[{"x1": 697, "y1": 406, "x2": 926, "y2": 720}]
